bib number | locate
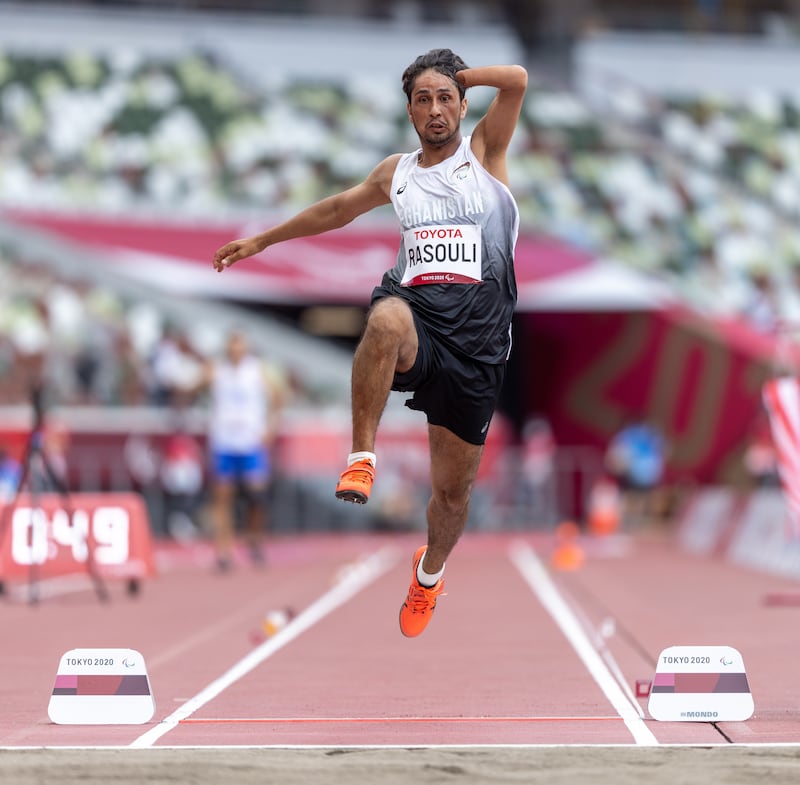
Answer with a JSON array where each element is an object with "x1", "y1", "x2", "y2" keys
[{"x1": 401, "y1": 225, "x2": 482, "y2": 286}]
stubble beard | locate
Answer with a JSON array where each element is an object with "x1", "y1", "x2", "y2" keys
[{"x1": 420, "y1": 121, "x2": 460, "y2": 149}]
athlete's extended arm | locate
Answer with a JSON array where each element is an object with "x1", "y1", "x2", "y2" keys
[
  {"x1": 456, "y1": 65, "x2": 528, "y2": 185},
  {"x1": 213, "y1": 154, "x2": 400, "y2": 271}
]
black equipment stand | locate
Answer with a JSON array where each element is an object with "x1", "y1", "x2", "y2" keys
[{"x1": 0, "y1": 385, "x2": 109, "y2": 604}]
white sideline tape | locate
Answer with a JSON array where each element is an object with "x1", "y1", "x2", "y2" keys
[
  {"x1": 129, "y1": 547, "x2": 398, "y2": 748},
  {"x1": 509, "y1": 541, "x2": 659, "y2": 747}
]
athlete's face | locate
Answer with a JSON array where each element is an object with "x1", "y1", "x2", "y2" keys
[{"x1": 407, "y1": 68, "x2": 467, "y2": 149}]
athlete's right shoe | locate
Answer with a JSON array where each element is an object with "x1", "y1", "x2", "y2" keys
[
  {"x1": 335, "y1": 458, "x2": 375, "y2": 504},
  {"x1": 399, "y1": 546, "x2": 445, "y2": 638}
]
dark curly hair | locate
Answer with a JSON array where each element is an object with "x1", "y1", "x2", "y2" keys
[{"x1": 402, "y1": 48, "x2": 469, "y2": 102}]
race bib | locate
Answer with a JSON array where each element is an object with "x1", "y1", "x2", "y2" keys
[{"x1": 401, "y1": 224, "x2": 482, "y2": 286}]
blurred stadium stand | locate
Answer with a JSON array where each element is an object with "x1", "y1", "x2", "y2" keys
[{"x1": 3, "y1": 0, "x2": 800, "y2": 536}]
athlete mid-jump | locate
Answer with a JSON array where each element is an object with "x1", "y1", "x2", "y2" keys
[{"x1": 214, "y1": 49, "x2": 527, "y2": 637}]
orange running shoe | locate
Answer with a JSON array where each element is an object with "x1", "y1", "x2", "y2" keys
[
  {"x1": 335, "y1": 458, "x2": 375, "y2": 504},
  {"x1": 399, "y1": 546, "x2": 445, "y2": 638}
]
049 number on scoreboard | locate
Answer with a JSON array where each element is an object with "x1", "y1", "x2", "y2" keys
[{"x1": 0, "y1": 493, "x2": 155, "y2": 583}]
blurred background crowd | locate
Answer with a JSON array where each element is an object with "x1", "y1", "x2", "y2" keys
[
  {"x1": 4, "y1": 19, "x2": 800, "y2": 349},
  {"x1": 1, "y1": 0, "x2": 799, "y2": 547}
]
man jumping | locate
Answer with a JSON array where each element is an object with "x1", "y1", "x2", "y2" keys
[{"x1": 213, "y1": 49, "x2": 527, "y2": 637}]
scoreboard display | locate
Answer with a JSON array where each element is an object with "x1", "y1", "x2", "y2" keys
[{"x1": 0, "y1": 493, "x2": 155, "y2": 586}]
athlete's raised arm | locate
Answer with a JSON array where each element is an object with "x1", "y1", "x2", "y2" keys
[
  {"x1": 212, "y1": 154, "x2": 401, "y2": 271},
  {"x1": 457, "y1": 65, "x2": 528, "y2": 186}
]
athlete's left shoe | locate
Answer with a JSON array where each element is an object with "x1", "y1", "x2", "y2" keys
[
  {"x1": 399, "y1": 546, "x2": 445, "y2": 638},
  {"x1": 335, "y1": 458, "x2": 375, "y2": 504}
]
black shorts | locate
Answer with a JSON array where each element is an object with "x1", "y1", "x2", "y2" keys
[{"x1": 390, "y1": 310, "x2": 505, "y2": 446}]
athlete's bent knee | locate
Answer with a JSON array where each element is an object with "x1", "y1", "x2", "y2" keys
[
  {"x1": 366, "y1": 298, "x2": 413, "y2": 335},
  {"x1": 364, "y1": 298, "x2": 417, "y2": 367}
]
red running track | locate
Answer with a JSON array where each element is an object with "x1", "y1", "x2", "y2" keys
[{"x1": 2, "y1": 529, "x2": 800, "y2": 748}]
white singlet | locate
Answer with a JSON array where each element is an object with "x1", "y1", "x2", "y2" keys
[
  {"x1": 378, "y1": 135, "x2": 519, "y2": 364},
  {"x1": 208, "y1": 356, "x2": 268, "y2": 454}
]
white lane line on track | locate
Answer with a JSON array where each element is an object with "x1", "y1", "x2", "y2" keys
[
  {"x1": 563, "y1": 586, "x2": 646, "y2": 719},
  {"x1": 129, "y1": 546, "x2": 399, "y2": 749},
  {"x1": 509, "y1": 541, "x2": 659, "y2": 747}
]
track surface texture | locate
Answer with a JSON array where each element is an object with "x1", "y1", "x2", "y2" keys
[{"x1": 3, "y1": 529, "x2": 800, "y2": 783}]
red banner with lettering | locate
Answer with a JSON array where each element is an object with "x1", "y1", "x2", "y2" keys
[
  {"x1": 0, "y1": 493, "x2": 155, "y2": 584},
  {"x1": 518, "y1": 308, "x2": 797, "y2": 484}
]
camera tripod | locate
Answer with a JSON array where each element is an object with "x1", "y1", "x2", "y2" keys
[{"x1": 0, "y1": 385, "x2": 109, "y2": 604}]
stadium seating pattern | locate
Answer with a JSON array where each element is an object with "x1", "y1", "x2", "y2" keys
[{"x1": 3, "y1": 48, "x2": 800, "y2": 409}]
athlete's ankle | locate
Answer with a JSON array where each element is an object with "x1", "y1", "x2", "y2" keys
[
  {"x1": 417, "y1": 548, "x2": 445, "y2": 587},
  {"x1": 347, "y1": 451, "x2": 376, "y2": 467}
]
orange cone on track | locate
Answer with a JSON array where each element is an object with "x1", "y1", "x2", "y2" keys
[{"x1": 550, "y1": 521, "x2": 586, "y2": 571}]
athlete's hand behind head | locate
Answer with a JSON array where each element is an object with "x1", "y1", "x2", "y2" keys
[{"x1": 439, "y1": 52, "x2": 468, "y2": 92}]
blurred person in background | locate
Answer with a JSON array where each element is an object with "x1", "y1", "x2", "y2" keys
[
  {"x1": 159, "y1": 416, "x2": 205, "y2": 543},
  {"x1": 743, "y1": 408, "x2": 779, "y2": 488},
  {"x1": 147, "y1": 324, "x2": 204, "y2": 407},
  {"x1": 200, "y1": 328, "x2": 285, "y2": 572},
  {"x1": 214, "y1": 49, "x2": 527, "y2": 636},
  {"x1": 36, "y1": 419, "x2": 71, "y2": 493},
  {"x1": 605, "y1": 416, "x2": 669, "y2": 529},
  {"x1": 776, "y1": 260, "x2": 800, "y2": 338},
  {"x1": 519, "y1": 415, "x2": 557, "y2": 527},
  {"x1": 0, "y1": 447, "x2": 21, "y2": 502},
  {"x1": 742, "y1": 265, "x2": 780, "y2": 335}
]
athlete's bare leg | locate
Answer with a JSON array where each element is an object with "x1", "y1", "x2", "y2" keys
[
  {"x1": 350, "y1": 297, "x2": 418, "y2": 453},
  {"x1": 422, "y1": 424, "x2": 484, "y2": 573},
  {"x1": 210, "y1": 478, "x2": 236, "y2": 567},
  {"x1": 244, "y1": 481, "x2": 268, "y2": 554}
]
